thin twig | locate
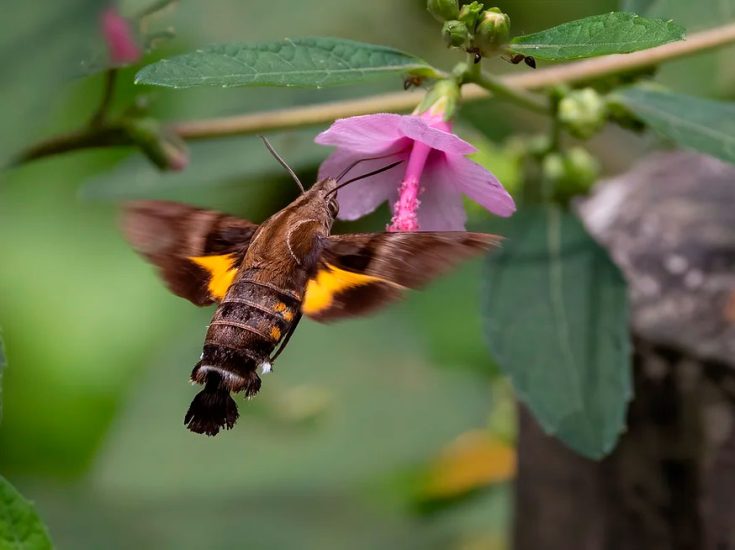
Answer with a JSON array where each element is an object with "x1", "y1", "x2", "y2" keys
[
  {"x1": 11, "y1": 126, "x2": 129, "y2": 165},
  {"x1": 90, "y1": 70, "x2": 119, "y2": 127}
]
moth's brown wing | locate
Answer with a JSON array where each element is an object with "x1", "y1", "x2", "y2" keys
[
  {"x1": 122, "y1": 200, "x2": 258, "y2": 305},
  {"x1": 303, "y1": 232, "x2": 502, "y2": 322}
]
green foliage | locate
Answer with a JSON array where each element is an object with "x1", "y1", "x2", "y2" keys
[
  {"x1": 509, "y1": 12, "x2": 685, "y2": 60},
  {"x1": 0, "y1": 477, "x2": 53, "y2": 550},
  {"x1": 483, "y1": 206, "x2": 632, "y2": 459},
  {"x1": 611, "y1": 86, "x2": 735, "y2": 164},
  {"x1": 0, "y1": 0, "x2": 105, "y2": 166},
  {"x1": 0, "y1": 334, "x2": 5, "y2": 424},
  {"x1": 135, "y1": 37, "x2": 438, "y2": 89}
]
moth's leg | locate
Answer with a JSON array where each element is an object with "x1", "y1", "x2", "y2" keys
[{"x1": 265, "y1": 312, "x2": 303, "y2": 369}]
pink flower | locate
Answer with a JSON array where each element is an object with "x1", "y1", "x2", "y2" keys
[
  {"x1": 101, "y1": 6, "x2": 142, "y2": 65},
  {"x1": 315, "y1": 111, "x2": 515, "y2": 231}
]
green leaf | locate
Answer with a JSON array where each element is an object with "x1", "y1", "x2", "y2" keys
[
  {"x1": 509, "y1": 12, "x2": 685, "y2": 61},
  {"x1": 611, "y1": 86, "x2": 735, "y2": 164},
  {"x1": 0, "y1": 476, "x2": 53, "y2": 550},
  {"x1": 135, "y1": 37, "x2": 438, "y2": 89},
  {"x1": 483, "y1": 205, "x2": 632, "y2": 459}
]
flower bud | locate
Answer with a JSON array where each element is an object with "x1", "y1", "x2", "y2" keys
[
  {"x1": 442, "y1": 20, "x2": 470, "y2": 48},
  {"x1": 427, "y1": 0, "x2": 459, "y2": 22},
  {"x1": 458, "y1": 1, "x2": 485, "y2": 29},
  {"x1": 558, "y1": 88, "x2": 608, "y2": 139},
  {"x1": 543, "y1": 147, "x2": 599, "y2": 203},
  {"x1": 100, "y1": 7, "x2": 142, "y2": 65},
  {"x1": 415, "y1": 78, "x2": 461, "y2": 120},
  {"x1": 123, "y1": 118, "x2": 189, "y2": 171},
  {"x1": 542, "y1": 153, "x2": 565, "y2": 185},
  {"x1": 526, "y1": 135, "x2": 551, "y2": 158},
  {"x1": 474, "y1": 8, "x2": 511, "y2": 56}
]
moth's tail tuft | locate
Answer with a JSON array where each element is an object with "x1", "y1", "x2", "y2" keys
[
  {"x1": 241, "y1": 371, "x2": 262, "y2": 397},
  {"x1": 184, "y1": 373, "x2": 239, "y2": 436}
]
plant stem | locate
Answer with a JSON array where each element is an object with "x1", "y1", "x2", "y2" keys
[
  {"x1": 466, "y1": 70, "x2": 549, "y2": 114},
  {"x1": 90, "y1": 70, "x2": 118, "y2": 127},
  {"x1": 11, "y1": 126, "x2": 129, "y2": 165},
  {"x1": 465, "y1": 52, "x2": 482, "y2": 81},
  {"x1": 14, "y1": 22, "x2": 735, "y2": 163},
  {"x1": 548, "y1": 91, "x2": 563, "y2": 152},
  {"x1": 460, "y1": 52, "x2": 546, "y2": 114}
]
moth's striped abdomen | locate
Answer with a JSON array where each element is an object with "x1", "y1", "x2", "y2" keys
[{"x1": 185, "y1": 275, "x2": 301, "y2": 435}]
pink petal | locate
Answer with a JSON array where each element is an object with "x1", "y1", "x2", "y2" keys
[
  {"x1": 448, "y1": 155, "x2": 516, "y2": 217},
  {"x1": 415, "y1": 154, "x2": 467, "y2": 231},
  {"x1": 315, "y1": 114, "x2": 407, "y2": 154},
  {"x1": 318, "y1": 149, "x2": 404, "y2": 220},
  {"x1": 399, "y1": 117, "x2": 476, "y2": 155}
]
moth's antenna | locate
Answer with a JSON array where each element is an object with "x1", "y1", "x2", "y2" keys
[
  {"x1": 259, "y1": 135, "x2": 305, "y2": 193},
  {"x1": 327, "y1": 160, "x2": 403, "y2": 197},
  {"x1": 335, "y1": 152, "x2": 401, "y2": 182}
]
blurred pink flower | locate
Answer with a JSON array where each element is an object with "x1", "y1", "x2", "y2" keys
[
  {"x1": 315, "y1": 111, "x2": 515, "y2": 231},
  {"x1": 101, "y1": 6, "x2": 142, "y2": 65}
]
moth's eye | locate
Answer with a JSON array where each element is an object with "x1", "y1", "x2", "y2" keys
[{"x1": 328, "y1": 198, "x2": 339, "y2": 217}]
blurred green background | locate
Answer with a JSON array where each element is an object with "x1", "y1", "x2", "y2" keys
[{"x1": 1, "y1": 0, "x2": 732, "y2": 548}]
